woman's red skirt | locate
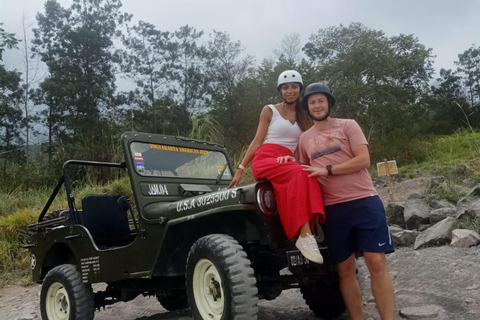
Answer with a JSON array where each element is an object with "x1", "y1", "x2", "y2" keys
[{"x1": 252, "y1": 143, "x2": 325, "y2": 240}]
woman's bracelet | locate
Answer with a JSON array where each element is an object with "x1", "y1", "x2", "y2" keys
[{"x1": 238, "y1": 164, "x2": 245, "y2": 171}]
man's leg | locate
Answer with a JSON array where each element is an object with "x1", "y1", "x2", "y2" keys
[
  {"x1": 363, "y1": 252, "x2": 394, "y2": 320},
  {"x1": 338, "y1": 254, "x2": 364, "y2": 320}
]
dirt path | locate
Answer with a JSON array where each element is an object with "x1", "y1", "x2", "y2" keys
[{"x1": 1, "y1": 246, "x2": 479, "y2": 320}]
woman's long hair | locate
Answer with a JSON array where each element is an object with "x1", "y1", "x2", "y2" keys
[{"x1": 295, "y1": 97, "x2": 313, "y2": 132}]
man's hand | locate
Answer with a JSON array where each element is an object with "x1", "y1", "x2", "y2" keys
[
  {"x1": 302, "y1": 165, "x2": 328, "y2": 177},
  {"x1": 228, "y1": 171, "x2": 242, "y2": 188},
  {"x1": 277, "y1": 155, "x2": 295, "y2": 163}
]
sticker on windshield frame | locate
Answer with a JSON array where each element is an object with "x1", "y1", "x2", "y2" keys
[
  {"x1": 217, "y1": 166, "x2": 230, "y2": 176},
  {"x1": 149, "y1": 144, "x2": 209, "y2": 155}
]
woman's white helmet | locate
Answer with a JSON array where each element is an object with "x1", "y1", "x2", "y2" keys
[{"x1": 277, "y1": 70, "x2": 303, "y2": 91}]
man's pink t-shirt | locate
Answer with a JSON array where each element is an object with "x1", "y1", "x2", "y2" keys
[{"x1": 298, "y1": 118, "x2": 377, "y2": 206}]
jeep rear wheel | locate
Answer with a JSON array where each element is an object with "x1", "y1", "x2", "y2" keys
[
  {"x1": 40, "y1": 264, "x2": 94, "y2": 320},
  {"x1": 301, "y1": 279, "x2": 345, "y2": 319},
  {"x1": 186, "y1": 234, "x2": 258, "y2": 320}
]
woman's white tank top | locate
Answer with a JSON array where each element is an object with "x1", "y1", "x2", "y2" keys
[{"x1": 263, "y1": 104, "x2": 303, "y2": 153}]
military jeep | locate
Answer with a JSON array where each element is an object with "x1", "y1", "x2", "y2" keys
[{"x1": 26, "y1": 132, "x2": 345, "y2": 320}]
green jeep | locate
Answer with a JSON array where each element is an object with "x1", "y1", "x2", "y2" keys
[{"x1": 26, "y1": 132, "x2": 345, "y2": 320}]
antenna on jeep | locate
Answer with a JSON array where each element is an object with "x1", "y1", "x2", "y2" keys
[{"x1": 215, "y1": 162, "x2": 229, "y2": 184}]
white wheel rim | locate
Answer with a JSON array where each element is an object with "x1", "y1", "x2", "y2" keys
[
  {"x1": 45, "y1": 282, "x2": 70, "y2": 320},
  {"x1": 192, "y1": 258, "x2": 225, "y2": 319}
]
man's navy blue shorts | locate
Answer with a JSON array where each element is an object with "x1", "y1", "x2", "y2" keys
[{"x1": 322, "y1": 195, "x2": 395, "y2": 263}]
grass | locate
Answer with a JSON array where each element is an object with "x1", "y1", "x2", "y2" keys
[
  {"x1": 0, "y1": 209, "x2": 38, "y2": 286},
  {"x1": 456, "y1": 216, "x2": 480, "y2": 235},
  {"x1": 0, "y1": 176, "x2": 133, "y2": 287},
  {"x1": 0, "y1": 187, "x2": 69, "y2": 218}
]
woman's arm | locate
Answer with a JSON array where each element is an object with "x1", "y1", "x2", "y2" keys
[{"x1": 228, "y1": 106, "x2": 272, "y2": 188}]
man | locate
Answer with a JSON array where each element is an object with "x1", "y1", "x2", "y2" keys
[{"x1": 297, "y1": 83, "x2": 395, "y2": 320}]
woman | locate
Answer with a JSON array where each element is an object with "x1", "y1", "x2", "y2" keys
[{"x1": 228, "y1": 70, "x2": 324, "y2": 264}]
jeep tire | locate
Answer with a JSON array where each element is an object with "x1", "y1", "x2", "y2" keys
[
  {"x1": 300, "y1": 279, "x2": 345, "y2": 319},
  {"x1": 40, "y1": 264, "x2": 95, "y2": 320},
  {"x1": 186, "y1": 234, "x2": 258, "y2": 320}
]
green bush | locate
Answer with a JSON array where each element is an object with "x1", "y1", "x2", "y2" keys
[
  {"x1": 0, "y1": 188, "x2": 67, "y2": 218},
  {"x1": 0, "y1": 209, "x2": 37, "y2": 286},
  {"x1": 456, "y1": 216, "x2": 480, "y2": 235}
]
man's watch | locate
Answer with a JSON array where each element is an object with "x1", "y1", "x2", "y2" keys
[{"x1": 326, "y1": 165, "x2": 333, "y2": 176}]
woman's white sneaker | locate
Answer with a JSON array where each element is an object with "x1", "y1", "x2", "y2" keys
[{"x1": 295, "y1": 233, "x2": 324, "y2": 264}]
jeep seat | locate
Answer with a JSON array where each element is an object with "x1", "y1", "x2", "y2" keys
[{"x1": 82, "y1": 195, "x2": 131, "y2": 248}]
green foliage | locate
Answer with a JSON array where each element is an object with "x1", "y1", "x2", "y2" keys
[
  {"x1": 303, "y1": 23, "x2": 435, "y2": 164},
  {"x1": 0, "y1": 209, "x2": 37, "y2": 286},
  {"x1": 0, "y1": 35, "x2": 24, "y2": 152},
  {"x1": 455, "y1": 44, "x2": 480, "y2": 107},
  {"x1": 0, "y1": 23, "x2": 19, "y2": 60},
  {"x1": 31, "y1": 0, "x2": 131, "y2": 166},
  {"x1": 0, "y1": 187, "x2": 66, "y2": 217},
  {"x1": 456, "y1": 216, "x2": 480, "y2": 235},
  {"x1": 2, "y1": 17, "x2": 480, "y2": 211},
  {"x1": 0, "y1": 175, "x2": 133, "y2": 286},
  {"x1": 189, "y1": 113, "x2": 223, "y2": 143}
]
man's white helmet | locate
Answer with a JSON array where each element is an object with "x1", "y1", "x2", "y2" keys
[{"x1": 277, "y1": 70, "x2": 303, "y2": 91}]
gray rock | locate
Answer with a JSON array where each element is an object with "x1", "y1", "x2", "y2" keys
[
  {"x1": 407, "y1": 193, "x2": 422, "y2": 200},
  {"x1": 413, "y1": 217, "x2": 456, "y2": 250},
  {"x1": 386, "y1": 202, "x2": 406, "y2": 228},
  {"x1": 429, "y1": 207, "x2": 456, "y2": 225},
  {"x1": 467, "y1": 184, "x2": 480, "y2": 197},
  {"x1": 399, "y1": 305, "x2": 442, "y2": 319},
  {"x1": 428, "y1": 176, "x2": 446, "y2": 191},
  {"x1": 462, "y1": 177, "x2": 480, "y2": 188},
  {"x1": 428, "y1": 199, "x2": 455, "y2": 210},
  {"x1": 456, "y1": 197, "x2": 480, "y2": 220},
  {"x1": 453, "y1": 164, "x2": 467, "y2": 175},
  {"x1": 453, "y1": 184, "x2": 470, "y2": 196},
  {"x1": 404, "y1": 200, "x2": 430, "y2": 230},
  {"x1": 374, "y1": 178, "x2": 387, "y2": 188},
  {"x1": 417, "y1": 224, "x2": 431, "y2": 232},
  {"x1": 390, "y1": 225, "x2": 418, "y2": 247},
  {"x1": 450, "y1": 229, "x2": 480, "y2": 247}
]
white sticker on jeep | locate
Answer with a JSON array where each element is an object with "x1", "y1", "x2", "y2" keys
[
  {"x1": 176, "y1": 189, "x2": 238, "y2": 212},
  {"x1": 148, "y1": 183, "x2": 169, "y2": 196},
  {"x1": 30, "y1": 254, "x2": 36, "y2": 270}
]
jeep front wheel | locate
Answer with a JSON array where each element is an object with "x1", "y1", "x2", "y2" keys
[
  {"x1": 40, "y1": 264, "x2": 95, "y2": 320},
  {"x1": 186, "y1": 234, "x2": 258, "y2": 320}
]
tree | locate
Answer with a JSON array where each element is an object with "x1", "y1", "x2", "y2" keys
[
  {"x1": 205, "y1": 31, "x2": 268, "y2": 150},
  {"x1": 421, "y1": 69, "x2": 470, "y2": 135},
  {"x1": 0, "y1": 23, "x2": 19, "y2": 60},
  {"x1": 0, "y1": 66, "x2": 24, "y2": 152},
  {"x1": 455, "y1": 45, "x2": 480, "y2": 107},
  {"x1": 273, "y1": 33, "x2": 302, "y2": 65},
  {"x1": 19, "y1": 12, "x2": 44, "y2": 160},
  {"x1": 0, "y1": 25, "x2": 24, "y2": 157},
  {"x1": 121, "y1": 21, "x2": 176, "y2": 133},
  {"x1": 32, "y1": 0, "x2": 131, "y2": 158},
  {"x1": 168, "y1": 25, "x2": 208, "y2": 114},
  {"x1": 303, "y1": 23, "x2": 434, "y2": 162}
]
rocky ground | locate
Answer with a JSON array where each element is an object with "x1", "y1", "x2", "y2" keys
[{"x1": 1, "y1": 176, "x2": 479, "y2": 320}]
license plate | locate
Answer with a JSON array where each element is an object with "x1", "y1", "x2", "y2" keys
[{"x1": 287, "y1": 250, "x2": 309, "y2": 267}]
